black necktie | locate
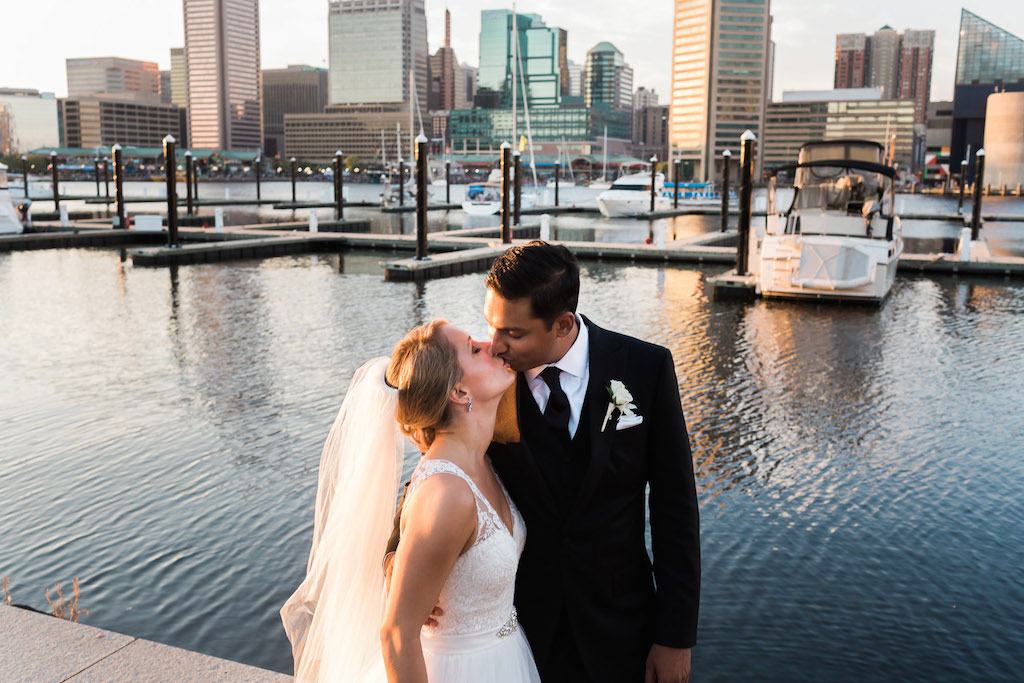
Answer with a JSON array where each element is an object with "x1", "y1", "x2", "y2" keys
[{"x1": 540, "y1": 366, "x2": 571, "y2": 439}]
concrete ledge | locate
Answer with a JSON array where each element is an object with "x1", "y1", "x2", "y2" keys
[
  {"x1": 383, "y1": 245, "x2": 508, "y2": 281},
  {"x1": 0, "y1": 604, "x2": 289, "y2": 682}
]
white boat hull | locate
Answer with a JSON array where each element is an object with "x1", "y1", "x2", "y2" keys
[
  {"x1": 461, "y1": 193, "x2": 536, "y2": 217},
  {"x1": 596, "y1": 194, "x2": 671, "y2": 217},
  {"x1": 0, "y1": 190, "x2": 23, "y2": 234},
  {"x1": 756, "y1": 231, "x2": 901, "y2": 303}
]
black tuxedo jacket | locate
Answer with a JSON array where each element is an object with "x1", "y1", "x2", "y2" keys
[{"x1": 488, "y1": 317, "x2": 700, "y2": 681}]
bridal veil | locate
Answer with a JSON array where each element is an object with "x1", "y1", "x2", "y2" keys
[{"x1": 281, "y1": 356, "x2": 403, "y2": 681}]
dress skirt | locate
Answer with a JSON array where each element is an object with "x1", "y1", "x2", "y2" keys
[{"x1": 421, "y1": 622, "x2": 542, "y2": 682}]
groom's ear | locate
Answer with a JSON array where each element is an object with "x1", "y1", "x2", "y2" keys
[{"x1": 552, "y1": 311, "x2": 576, "y2": 337}]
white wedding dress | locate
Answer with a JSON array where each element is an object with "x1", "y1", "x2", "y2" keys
[
  {"x1": 409, "y1": 458, "x2": 541, "y2": 682},
  {"x1": 280, "y1": 358, "x2": 540, "y2": 682}
]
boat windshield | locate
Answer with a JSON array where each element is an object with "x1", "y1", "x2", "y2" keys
[
  {"x1": 769, "y1": 163, "x2": 894, "y2": 216},
  {"x1": 610, "y1": 183, "x2": 651, "y2": 192}
]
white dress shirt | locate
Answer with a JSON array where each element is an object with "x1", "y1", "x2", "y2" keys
[{"x1": 524, "y1": 314, "x2": 590, "y2": 439}]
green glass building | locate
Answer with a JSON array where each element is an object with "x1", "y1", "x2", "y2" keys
[
  {"x1": 475, "y1": 10, "x2": 567, "y2": 109},
  {"x1": 448, "y1": 103, "x2": 630, "y2": 150}
]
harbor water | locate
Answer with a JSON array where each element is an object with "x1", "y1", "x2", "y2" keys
[{"x1": 1, "y1": 197, "x2": 1023, "y2": 680}]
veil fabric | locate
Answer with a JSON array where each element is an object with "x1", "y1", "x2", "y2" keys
[{"x1": 281, "y1": 357, "x2": 403, "y2": 682}]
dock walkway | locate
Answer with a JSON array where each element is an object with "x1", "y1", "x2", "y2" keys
[{"x1": 0, "y1": 605, "x2": 289, "y2": 682}]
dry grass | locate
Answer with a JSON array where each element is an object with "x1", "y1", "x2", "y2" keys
[
  {"x1": 45, "y1": 578, "x2": 89, "y2": 622},
  {"x1": 2, "y1": 577, "x2": 10, "y2": 606}
]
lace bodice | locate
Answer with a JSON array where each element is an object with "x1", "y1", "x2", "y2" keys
[{"x1": 407, "y1": 458, "x2": 526, "y2": 636}]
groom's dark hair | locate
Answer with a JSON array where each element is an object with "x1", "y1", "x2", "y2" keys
[{"x1": 486, "y1": 241, "x2": 579, "y2": 329}]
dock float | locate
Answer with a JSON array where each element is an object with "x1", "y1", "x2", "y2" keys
[
  {"x1": 383, "y1": 245, "x2": 509, "y2": 281},
  {"x1": 381, "y1": 203, "x2": 461, "y2": 213},
  {"x1": 128, "y1": 234, "x2": 341, "y2": 266},
  {"x1": 0, "y1": 229, "x2": 165, "y2": 252},
  {"x1": 0, "y1": 604, "x2": 288, "y2": 681}
]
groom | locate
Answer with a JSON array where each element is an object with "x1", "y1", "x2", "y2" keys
[{"x1": 390, "y1": 241, "x2": 700, "y2": 682}]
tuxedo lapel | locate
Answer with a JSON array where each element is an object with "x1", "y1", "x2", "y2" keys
[{"x1": 568, "y1": 317, "x2": 623, "y2": 522}]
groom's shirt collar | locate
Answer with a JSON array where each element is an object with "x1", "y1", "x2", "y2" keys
[
  {"x1": 524, "y1": 314, "x2": 590, "y2": 438},
  {"x1": 525, "y1": 313, "x2": 589, "y2": 383}
]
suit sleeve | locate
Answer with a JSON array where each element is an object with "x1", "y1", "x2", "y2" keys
[{"x1": 647, "y1": 348, "x2": 701, "y2": 648}]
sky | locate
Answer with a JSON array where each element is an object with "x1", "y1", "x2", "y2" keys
[{"x1": 2, "y1": 1, "x2": 1023, "y2": 104}]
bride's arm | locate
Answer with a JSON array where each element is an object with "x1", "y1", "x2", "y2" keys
[{"x1": 380, "y1": 474, "x2": 476, "y2": 683}]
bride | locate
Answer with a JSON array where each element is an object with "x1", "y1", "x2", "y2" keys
[{"x1": 281, "y1": 320, "x2": 541, "y2": 682}]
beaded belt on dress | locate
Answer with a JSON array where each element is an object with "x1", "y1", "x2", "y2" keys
[{"x1": 497, "y1": 607, "x2": 518, "y2": 638}]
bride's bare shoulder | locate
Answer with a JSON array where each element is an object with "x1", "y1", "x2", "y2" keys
[{"x1": 402, "y1": 467, "x2": 476, "y2": 540}]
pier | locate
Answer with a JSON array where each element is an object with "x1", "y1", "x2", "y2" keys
[{"x1": 0, "y1": 605, "x2": 288, "y2": 681}]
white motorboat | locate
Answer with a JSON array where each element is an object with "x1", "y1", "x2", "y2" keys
[
  {"x1": 595, "y1": 172, "x2": 671, "y2": 217},
  {"x1": 753, "y1": 140, "x2": 903, "y2": 303},
  {"x1": 461, "y1": 182, "x2": 536, "y2": 216},
  {"x1": 0, "y1": 163, "x2": 25, "y2": 234}
]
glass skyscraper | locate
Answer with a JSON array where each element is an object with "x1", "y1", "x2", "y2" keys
[
  {"x1": 183, "y1": 0, "x2": 262, "y2": 151},
  {"x1": 951, "y1": 9, "x2": 1024, "y2": 180},
  {"x1": 328, "y1": 0, "x2": 428, "y2": 113},
  {"x1": 475, "y1": 10, "x2": 566, "y2": 109},
  {"x1": 584, "y1": 42, "x2": 633, "y2": 112}
]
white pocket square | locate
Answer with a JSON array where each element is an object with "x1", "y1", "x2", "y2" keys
[{"x1": 615, "y1": 415, "x2": 644, "y2": 431}]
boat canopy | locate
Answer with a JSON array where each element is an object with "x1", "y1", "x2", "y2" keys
[
  {"x1": 769, "y1": 159, "x2": 896, "y2": 218},
  {"x1": 797, "y1": 140, "x2": 884, "y2": 165}
]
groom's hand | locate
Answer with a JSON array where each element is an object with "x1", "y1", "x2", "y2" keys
[
  {"x1": 384, "y1": 553, "x2": 443, "y2": 627},
  {"x1": 645, "y1": 644, "x2": 691, "y2": 683}
]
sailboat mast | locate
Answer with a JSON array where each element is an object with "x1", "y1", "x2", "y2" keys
[
  {"x1": 409, "y1": 71, "x2": 415, "y2": 160},
  {"x1": 511, "y1": 6, "x2": 518, "y2": 149},
  {"x1": 602, "y1": 125, "x2": 608, "y2": 180}
]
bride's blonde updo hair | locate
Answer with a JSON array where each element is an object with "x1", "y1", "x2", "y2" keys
[{"x1": 386, "y1": 319, "x2": 463, "y2": 452}]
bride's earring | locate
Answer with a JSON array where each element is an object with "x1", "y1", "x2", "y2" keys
[{"x1": 466, "y1": 396, "x2": 473, "y2": 413}]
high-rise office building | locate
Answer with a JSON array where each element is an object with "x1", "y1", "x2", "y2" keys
[
  {"x1": 475, "y1": 10, "x2": 567, "y2": 109},
  {"x1": 159, "y1": 71, "x2": 172, "y2": 104},
  {"x1": 454, "y1": 64, "x2": 476, "y2": 110},
  {"x1": 835, "y1": 34, "x2": 869, "y2": 89},
  {"x1": 328, "y1": 0, "x2": 428, "y2": 112},
  {"x1": 66, "y1": 57, "x2": 161, "y2": 101},
  {"x1": 632, "y1": 104, "x2": 669, "y2": 162},
  {"x1": 566, "y1": 60, "x2": 584, "y2": 99},
  {"x1": 585, "y1": 43, "x2": 633, "y2": 113},
  {"x1": 262, "y1": 65, "x2": 328, "y2": 156},
  {"x1": 669, "y1": 0, "x2": 773, "y2": 181},
  {"x1": 833, "y1": 27, "x2": 934, "y2": 124},
  {"x1": 634, "y1": 87, "x2": 659, "y2": 110},
  {"x1": 59, "y1": 94, "x2": 184, "y2": 148},
  {"x1": 183, "y1": 0, "x2": 262, "y2": 151},
  {"x1": 951, "y1": 9, "x2": 1024, "y2": 181},
  {"x1": 170, "y1": 48, "x2": 188, "y2": 108},
  {"x1": 429, "y1": 9, "x2": 458, "y2": 112},
  {"x1": 0, "y1": 89, "x2": 59, "y2": 154}
]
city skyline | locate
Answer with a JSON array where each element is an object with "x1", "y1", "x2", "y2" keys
[{"x1": 3, "y1": 1, "x2": 1023, "y2": 105}]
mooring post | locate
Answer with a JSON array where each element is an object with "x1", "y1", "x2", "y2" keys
[
  {"x1": 112, "y1": 144, "x2": 126, "y2": 229},
  {"x1": 672, "y1": 159, "x2": 680, "y2": 209},
  {"x1": 957, "y1": 164, "x2": 966, "y2": 215},
  {"x1": 513, "y1": 151, "x2": 522, "y2": 225},
  {"x1": 21, "y1": 155, "x2": 30, "y2": 200},
  {"x1": 721, "y1": 149, "x2": 732, "y2": 232},
  {"x1": 445, "y1": 160, "x2": 451, "y2": 204},
  {"x1": 334, "y1": 150, "x2": 344, "y2": 220},
  {"x1": 163, "y1": 135, "x2": 179, "y2": 247},
  {"x1": 191, "y1": 156, "x2": 198, "y2": 205},
  {"x1": 415, "y1": 134, "x2": 428, "y2": 260},
  {"x1": 184, "y1": 151, "x2": 194, "y2": 215},
  {"x1": 398, "y1": 159, "x2": 406, "y2": 207},
  {"x1": 254, "y1": 154, "x2": 261, "y2": 201},
  {"x1": 648, "y1": 156, "x2": 658, "y2": 213},
  {"x1": 93, "y1": 157, "x2": 101, "y2": 197},
  {"x1": 50, "y1": 151, "x2": 60, "y2": 214},
  {"x1": 971, "y1": 149, "x2": 986, "y2": 240},
  {"x1": 554, "y1": 161, "x2": 560, "y2": 207},
  {"x1": 737, "y1": 130, "x2": 756, "y2": 276},
  {"x1": 290, "y1": 157, "x2": 297, "y2": 204},
  {"x1": 103, "y1": 157, "x2": 110, "y2": 197},
  {"x1": 500, "y1": 142, "x2": 511, "y2": 244}
]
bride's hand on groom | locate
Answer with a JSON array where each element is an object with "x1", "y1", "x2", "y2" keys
[
  {"x1": 645, "y1": 644, "x2": 691, "y2": 683},
  {"x1": 383, "y1": 552, "x2": 444, "y2": 627}
]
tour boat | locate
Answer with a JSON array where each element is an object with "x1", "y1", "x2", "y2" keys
[
  {"x1": 753, "y1": 140, "x2": 903, "y2": 303},
  {"x1": 595, "y1": 172, "x2": 671, "y2": 217},
  {"x1": 0, "y1": 163, "x2": 24, "y2": 234},
  {"x1": 661, "y1": 181, "x2": 737, "y2": 208}
]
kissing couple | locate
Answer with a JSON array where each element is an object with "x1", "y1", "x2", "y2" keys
[{"x1": 281, "y1": 241, "x2": 700, "y2": 682}]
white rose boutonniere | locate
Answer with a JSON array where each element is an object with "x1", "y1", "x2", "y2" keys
[{"x1": 601, "y1": 379, "x2": 642, "y2": 432}]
